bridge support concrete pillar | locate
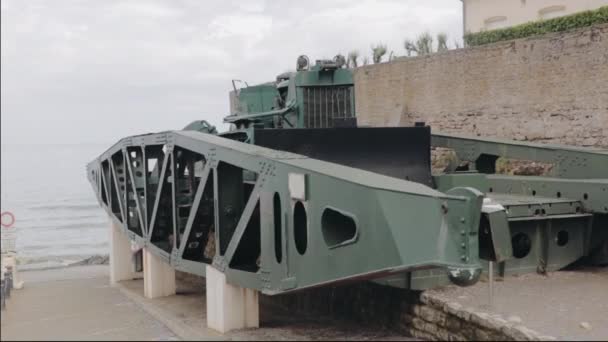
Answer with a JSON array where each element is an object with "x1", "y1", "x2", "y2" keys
[
  {"x1": 206, "y1": 265, "x2": 259, "y2": 333},
  {"x1": 143, "y1": 248, "x2": 176, "y2": 299},
  {"x1": 109, "y1": 221, "x2": 141, "y2": 284},
  {"x1": 1, "y1": 253, "x2": 24, "y2": 289}
]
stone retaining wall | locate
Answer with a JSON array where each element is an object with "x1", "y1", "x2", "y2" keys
[
  {"x1": 269, "y1": 281, "x2": 555, "y2": 341},
  {"x1": 177, "y1": 270, "x2": 556, "y2": 340},
  {"x1": 353, "y1": 24, "x2": 608, "y2": 148}
]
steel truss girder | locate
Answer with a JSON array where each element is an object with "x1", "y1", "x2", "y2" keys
[
  {"x1": 418, "y1": 169, "x2": 608, "y2": 287},
  {"x1": 486, "y1": 175, "x2": 608, "y2": 214},
  {"x1": 87, "y1": 130, "x2": 486, "y2": 294},
  {"x1": 125, "y1": 146, "x2": 146, "y2": 236},
  {"x1": 432, "y1": 132, "x2": 608, "y2": 179}
]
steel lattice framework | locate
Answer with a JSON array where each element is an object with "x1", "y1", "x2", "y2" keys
[{"x1": 87, "y1": 57, "x2": 608, "y2": 293}]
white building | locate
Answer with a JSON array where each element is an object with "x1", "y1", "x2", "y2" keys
[{"x1": 461, "y1": 0, "x2": 608, "y2": 33}]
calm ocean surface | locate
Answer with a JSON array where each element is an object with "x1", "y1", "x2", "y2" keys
[{"x1": 1, "y1": 143, "x2": 111, "y2": 266}]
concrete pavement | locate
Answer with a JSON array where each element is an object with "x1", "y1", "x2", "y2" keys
[
  {"x1": 0, "y1": 265, "x2": 414, "y2": 341},
  {"x1": 0, "y1": 265, "x2": 177, "y2": 341},
  {"x1": 427, "y1": 266, "x2": 608, "y2": 341}
]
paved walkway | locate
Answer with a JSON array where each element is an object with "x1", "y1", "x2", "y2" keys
[
  {"x1": 428, "y1": 266, "x2": 608, "y2": 341},
  {"x1": 0, "y1": 266, "x2": 177, "y2": 341},
  {"x1": 118, "y1": 274, "x2": 413, "y2": 341},
  {"x1": 1, "y1": 265, "x2": 413, "y2": 341},
  {"x1": 4, "y1": 263, "x2": 605, "y2": 340}
]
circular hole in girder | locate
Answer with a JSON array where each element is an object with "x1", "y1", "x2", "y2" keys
[
  {"x1": 512, "y1": 233, "x2": 532, "y2": 259},
  {"x1": 556, "y1": 192, "x2": 562, "y2": 198},
  {"x1": 556, "y1": 231, "x2": 569, "y2": 247},
  {"x1": 583, "y1": 193, "x2": 589, "y2": 200}
]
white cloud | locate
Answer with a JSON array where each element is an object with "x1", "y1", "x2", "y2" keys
[
  {"x1": 1, "y1": 0, "x2": 462, "y2": 144},
  {"x1": 237, "y1": 0, "x2": 266, "y2": 13},
  {"x1": 108, "y1": 1, "x2": 184, "y2": 19},
  {"x1": 207, "y1": 13, "x2": 273, "y2": 41}
]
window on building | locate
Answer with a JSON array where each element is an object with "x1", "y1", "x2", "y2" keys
[
  {"x1": 484, "y1": 16, "x2": 508, "y2": 30},
  {"x1": 539, "y1": 5, "x2": 566, "y2": 20}
]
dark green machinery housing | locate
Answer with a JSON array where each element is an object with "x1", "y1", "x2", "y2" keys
[{"x1": 87, "y1": 55, "x2": 608, "y2": 294}]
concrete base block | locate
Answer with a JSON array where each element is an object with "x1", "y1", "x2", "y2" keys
[
  {"x1": 206, "y1": 265, "x2": 259, "y2": 333},
  {"x1": 109, "y1": 221, "x2": 141, "y2": 284},
  {"x1": 143, "y1": 248, "x2": 176, "y2": 299},
  {"x1": 1, "y1": 253, "x2": 24, "y2": 289}
]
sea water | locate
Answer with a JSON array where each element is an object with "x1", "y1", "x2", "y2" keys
[{"x1": 1, "y1": 143, "x2": 110, "y2": 267}]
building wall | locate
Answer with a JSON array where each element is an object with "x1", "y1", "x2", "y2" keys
[
  {"x1": 463, "y1": 0, "x2": 608, "y2": 33},
  {"x1": 353, "y1": 23, "x2": 608, "y2": 148}
]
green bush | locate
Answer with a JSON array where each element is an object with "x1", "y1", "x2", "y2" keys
[{"x1": 464, "y1": 6, "x2": 608, "y2": 46}]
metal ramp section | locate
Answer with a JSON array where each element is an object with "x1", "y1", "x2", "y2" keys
[
  {"x1": 371, "y1": 133, "x2": 608, "y2": 290},
  {"x1": 484, "y1": 192, "x2": 594, "y2": 275},
  {"x1": 87, "y1": 129, "x2": 485, "y2": 295},
  {"x1": 374, "y1": 174, "x2": 608, "y2": 290},
  {"x1": 432, "y1": 132, "x2": 608, "y2": 269},
  {"x1": 253, "y1": 127, "x2": 433, "y2": 187},
  {"x1": 432, "y1": 132, "x2": 608, "y2": 179},
  {"x1": 483, "y1": 176, "x2": 608, "y2": 273}
]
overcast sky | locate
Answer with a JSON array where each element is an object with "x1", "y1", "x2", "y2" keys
[{"x1": 1, "y1": 0, "x2": 462, "y2": 145}]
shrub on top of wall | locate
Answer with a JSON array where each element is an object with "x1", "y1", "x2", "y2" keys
[{"x1": 464, "y1": 6, "x2": 608, "y2": 46}]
